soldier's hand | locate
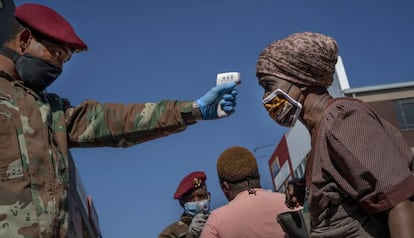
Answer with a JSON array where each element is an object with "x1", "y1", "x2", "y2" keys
[
  {"x1": 188, "y1": 212, "x2": 209, "y2": 236},
  {"x1": 195, "y1": 82, "x2": 238, "y2": 120}
]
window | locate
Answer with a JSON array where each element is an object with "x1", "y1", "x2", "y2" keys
[{"x1": 394, "y1": 98, "x2": 414, "y2": 131}]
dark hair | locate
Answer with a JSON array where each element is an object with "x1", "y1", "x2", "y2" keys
[
  {"x1": 220, "y1": 177, "x2": 261, "y2": 196},
  {"x1": 5, "y1": 18, "x2": 24, "y2": 42}
]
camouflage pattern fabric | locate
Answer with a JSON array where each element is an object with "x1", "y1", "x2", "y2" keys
[
  {"x1": 159, "y1": 213, "x2": 195, "y2": 238},
  {"x1": 0, "y1": 71, "x2": 197, "y2": 237}
]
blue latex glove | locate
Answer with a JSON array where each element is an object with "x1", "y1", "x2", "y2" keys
[{"x1": 195, "y1": 82, "x2": 238, "y2": 120}]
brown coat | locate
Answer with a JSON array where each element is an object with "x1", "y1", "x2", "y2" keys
[{"x1": 307, "y1": 98, "x2": 414, "y2": 238}]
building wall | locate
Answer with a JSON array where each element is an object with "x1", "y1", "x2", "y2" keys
[
  {"x1": 367, "y1": 100, "x2": 414, "y2": 150},
  {"x1": 344, "y1": 84, "x2": 414, "y2": 151}
]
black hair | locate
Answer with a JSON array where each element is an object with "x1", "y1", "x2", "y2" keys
[
  {"x1": 220, "y1": 177, "x2": 261, "y2": 196},
  {"x1": 5, "y1": 17, "x2": 24, "y2": 42},
  {"x1": 4, "y1": 18, "x2": 49, "y2": 44}
]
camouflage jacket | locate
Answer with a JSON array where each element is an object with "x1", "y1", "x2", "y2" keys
[
  {"x1": 159, "y1": 213, "x2": 195, "y2": 238},
  {"x1": 0, "y1": 72, "x2": 198, "y2": 237}
]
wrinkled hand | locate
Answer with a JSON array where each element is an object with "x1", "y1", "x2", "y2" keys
[
  {"x1": 195, "y1": 82, "x2": 238, "y2": 120},
  {"x1": 285, "y1": 178, "x2": 306, "y2": 209},
  {"x1": 188, "y1": 212, "x2": 209, "y2": 237}
]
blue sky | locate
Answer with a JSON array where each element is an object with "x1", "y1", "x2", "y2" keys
[{"x1": 13, "y1": 0, "x2": 414, "y2": 237}]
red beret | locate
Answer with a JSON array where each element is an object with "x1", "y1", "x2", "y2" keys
[
  {"x1": 15, "y1": 3, "x2": 87, "y2": 51},
  {"x1": 174, "y1": 171, "x2": 207, "y2": 200}
]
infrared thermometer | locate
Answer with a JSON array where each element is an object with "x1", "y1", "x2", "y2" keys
[
  {"x1": 216, "y1": 72, "x2": 241, "y2": 117},
  {"x1": 216, "y1": 72, "x2": 241, "y2": 86}
]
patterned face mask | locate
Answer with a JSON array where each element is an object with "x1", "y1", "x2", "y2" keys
[
  {"x1": 263, "y1": 89, "x2": 302, "y2": 127},
  {"x1": 184, "y1": 199, "x2": 210, "y2": 216}
]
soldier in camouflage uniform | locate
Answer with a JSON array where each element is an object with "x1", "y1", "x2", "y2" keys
[
  {"x1": 0, "y1": 3, "x2": 238, "y2": 237},
  {"x1": 159, "y1": 171, "x2": 210, "y2": 238}
]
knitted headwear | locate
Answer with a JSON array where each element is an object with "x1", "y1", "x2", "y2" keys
[
  {"x1": 256, "y1": 32, "x2": 338, "y2": 88},
  {"x1": 217, "y1": 146, "x2": 259, "y2": 182}
]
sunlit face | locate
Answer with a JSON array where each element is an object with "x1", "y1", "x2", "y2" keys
[
  {"x1": 258, "y1": 75, "x2": 292, "y2": 99},
  {"x1": 24, "y1": 33, "x2": 73, "y2": 69}
]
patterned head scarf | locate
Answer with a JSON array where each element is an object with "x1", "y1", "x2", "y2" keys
[
  {"x1": 256, "y1": 32, "x2": 338, "y2": 88},
  {"x1": 217, "y1": 146, "x2": 259, "y2": 182}
]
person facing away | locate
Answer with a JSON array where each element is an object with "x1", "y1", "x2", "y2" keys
[
  {"x1": 200, "y1": 146, "x2": 292, "y2": 238},
  {"x1": 0, "y1": 3, "x2": 239, "y2": 237},
  {"x1": 256, "y1": 31, "x2": 414, "y2": 238},
  {"x1": 159, "y1": 171, "x2": 211, "y2": 238}
]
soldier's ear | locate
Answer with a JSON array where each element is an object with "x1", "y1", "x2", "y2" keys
[{"x1": 18, "y1": 28, "x2": 32, "y2": 52}]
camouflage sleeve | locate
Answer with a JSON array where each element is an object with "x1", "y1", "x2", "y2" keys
[
  {"x1": 159, "y1": 222, "x2": 189, "y2": 238},
  {"x1": 65, "y1": 99, "x2": 199, "y2": 148}
]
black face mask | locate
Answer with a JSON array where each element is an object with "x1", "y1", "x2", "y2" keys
[{"x1": 0, "y1": 47, "x2": 62, "y2": 92}]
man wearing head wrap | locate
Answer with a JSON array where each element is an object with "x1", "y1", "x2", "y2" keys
[
  {"x1": 200, "y1": 146, "x2": 292, "y2": 238},
  {"x1": 0, "y1": 3, "x2": 239, "y2": 237},
  {"x1": 159, "y1": 171, "x2": 211, "y2": 238},
  {"x1": 256, "y1": 32, "x2": 414, "y2": 237}
]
